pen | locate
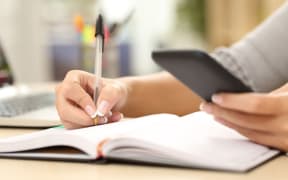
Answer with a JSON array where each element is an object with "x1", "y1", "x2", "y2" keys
[{"x1": 93, "y1": 14, "x2": 105, "y2": 119}]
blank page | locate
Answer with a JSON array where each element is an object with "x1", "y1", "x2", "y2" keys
[{"x1": 106, "y1": 112, "x2": 279, "y2": 172}]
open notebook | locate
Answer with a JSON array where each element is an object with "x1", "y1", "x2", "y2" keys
[{"x1": 0, "y1": 112, "x2": 279, "y2": 172}]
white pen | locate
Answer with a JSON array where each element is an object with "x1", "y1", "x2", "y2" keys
[{"x1": 92, "y1": 14, "x2": 105, "y2": 122}]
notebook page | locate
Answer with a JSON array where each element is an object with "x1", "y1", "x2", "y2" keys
[
  {"x1": 0, "y1": 114, "x2": 177, "y2": 159},
  {"x1": 108, "y1": 112, "x2": 279, "y2": 171},
  {"x1": 65, "y1": 113, "x2": 178, "y2": 144}
]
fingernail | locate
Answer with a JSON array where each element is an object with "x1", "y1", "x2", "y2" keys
[
  {"x1": 85, "y1": 105, "x2": 96, "y2": 117},
  {"x1": 212, "y1": 94, "x2": 223, "y2": 104},
  {"x1": 96, "y1": 100, "x2": 110, "y2": 117}
]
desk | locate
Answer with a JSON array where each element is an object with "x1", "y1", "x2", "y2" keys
[
  {"x1": 0, "y1": 128, "x2": 288, "y2": 180},
  {"x1": 1, "y1": 83, "x2": 288, "y2": 180}
]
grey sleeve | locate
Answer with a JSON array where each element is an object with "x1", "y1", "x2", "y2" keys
[{"x1": 211, "y1": 2, "x2": 288, "y2": 92}]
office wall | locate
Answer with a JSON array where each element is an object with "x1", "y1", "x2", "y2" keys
[
  {"x1": 0, "y1": 0, "x2": 51, "y2": 83},
  {"x1": 0, "y1": 0, "x2": 178, "y2": 81},
  {"x1": 206, "y1": 0, "x2": 286, "y2": 49},
  {"x1": 262, "y1": 0, "x2": 287, "y2": 16},
  {"x1": 129, "y1": 0, "x2": 177, "y2": 75}
]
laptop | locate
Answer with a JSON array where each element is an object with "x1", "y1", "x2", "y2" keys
[{"x1": 0, "y1": 43, "x2": 61, "y2": 127}]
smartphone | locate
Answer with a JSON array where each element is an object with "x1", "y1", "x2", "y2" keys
[{"x1": 152, "y1": 50, "x2": 252, "y2": 102}]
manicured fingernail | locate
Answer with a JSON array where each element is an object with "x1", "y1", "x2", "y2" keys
[
  {"x1": 96, "y1": 100, "x2": 110, "y2": 117},
  {"x1": 85, "y1": 105, "x2": 96, "y2": 117},
  {"x1": 212, "y1": 95, "x2": 223, "y2": 104}
]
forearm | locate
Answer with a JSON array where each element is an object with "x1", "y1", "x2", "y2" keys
[
  {"x1": 212, "y1": 2, "x2": 288, "y2": 92},
  {"x1": 118, "y1": 72, "x2": 202, "y2": 117}
]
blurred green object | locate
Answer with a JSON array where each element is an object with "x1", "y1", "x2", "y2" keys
[{"x1": 177, "y1": 0, "x2": 206, "y2": 36}]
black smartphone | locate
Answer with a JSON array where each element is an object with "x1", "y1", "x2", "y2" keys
[{"x1": 152, "y1": 50, "x2": 252, "y2": 102}]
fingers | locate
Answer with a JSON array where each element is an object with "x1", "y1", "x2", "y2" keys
[
  {"x1": 211, "y1": 93, "x2": 288, "y2": 115},
  {"x1": 215, "y1": 118, "x2": 288, "y2": 151},
  {"x1": 56, "y1": 70, "x2": 127, "y2": 129},
  {"x1": 62, "y1": 81, "x2": 97, "y2": 117},
  {"x1": 63, "y1": 120, "x2": 86, "y2": 130},
  {"x1": 56, "y1": 96, "x2": 94, "y2": 129},
  {"x1": 95, "y1": 82, "x2": 127, "y2": 116},
  {"x1": 56, "y1": 71, "x2": 97, "y2": 129},
  {"x1": 64, "y1": 70, "x2": 97, "y2": 95},
  {"x1": 109, "y1": 111, "x2": 123, "y2": 122},
  {"x1": 63, "y1": 71, "x2": 127, "y2": 118},
  {"x1": 57, "y1": 94, "x2": 123, "y2": 129},
  {"x1": 59, "y1": 70, "x2": 98, "y2": 117},
  {"x1": 201, "y1": 103, "x2": 278, "y2": 132}
]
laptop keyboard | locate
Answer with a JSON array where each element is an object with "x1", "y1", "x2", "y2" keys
[{"x1": 0, "y1": 93, "x2": 55, "y2": 117}]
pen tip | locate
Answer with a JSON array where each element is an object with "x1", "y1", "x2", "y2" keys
[
  {"x1": 95, "y1": 14, "x2": 104, "y2": 38},
  {"x1": 97, "y1": 14, "x2": 103, "y2": 22}
]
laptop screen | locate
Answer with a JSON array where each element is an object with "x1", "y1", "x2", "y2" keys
[{"x1": 0, "y1": 44, "x2": 14, "y2": 86}]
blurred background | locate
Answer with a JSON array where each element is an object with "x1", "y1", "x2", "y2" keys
[{"x1": 0, "y1": 0, "x2": 285, "y2": 84}]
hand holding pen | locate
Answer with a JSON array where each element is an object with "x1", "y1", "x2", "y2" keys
[{"x1": 55, "y1": 14, "x2": 126, "y2": 129}]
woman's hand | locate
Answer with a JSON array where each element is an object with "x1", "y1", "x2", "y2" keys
[
  {"x1": 200, "y1": 83, "x2": 288, "y2": 151},
  {"x1": 55, "y1": 70, "x2": 128, "y2": 129}
]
